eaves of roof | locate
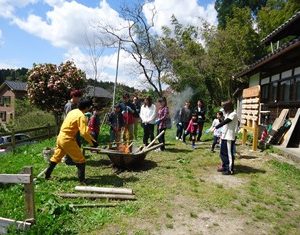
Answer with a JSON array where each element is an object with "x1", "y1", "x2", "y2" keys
[
  {"x1": 261, "y1": 11, "x2": 300, "y2": 44},
  {"x1": 235, "y1": 37, "x2": 300, "y2": 78}
]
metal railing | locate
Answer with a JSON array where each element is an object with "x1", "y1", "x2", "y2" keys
[{"x1": 0, "y1": 124, "x2": 57, "y2": 150}]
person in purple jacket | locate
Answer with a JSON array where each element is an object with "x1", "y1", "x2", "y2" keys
[{"x1": 156, "y1": 97, "x2": 169, "y2": 151}]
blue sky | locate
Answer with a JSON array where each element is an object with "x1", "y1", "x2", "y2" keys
[{"x1": 0, "y1": 0, "x2": 216, "y2": 87}]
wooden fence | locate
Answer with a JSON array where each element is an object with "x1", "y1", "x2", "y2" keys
[
  {"x1": 0, "y1": 124, "x2": 57, "y2": 151},
  {"x1": 0, "y1": 167, "x2": 35, "y2": 234}
]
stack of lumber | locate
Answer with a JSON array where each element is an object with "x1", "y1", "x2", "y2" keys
[{"x1": 57, "y1": 186, "x2": 135, "y2": 201}]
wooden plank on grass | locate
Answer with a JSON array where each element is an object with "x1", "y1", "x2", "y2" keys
[
  {"x1": 0, "y1": 217, "x2": 31, "y2": 234},
  {"x1": 281, "y1": 108, "x2": 300, "y2": 148},
  {"x1": 75, "y1": 186, "x2": 133, "y2": 195},
  {"x1": 57, "y1": 193, "x2": 136, "y2": 200},
  {"x1": 272, "y1": 109, "x2": 289, "y2": 132},
  {"x1": 0, "y1": 174, "x2": 31, "y2": 184}
]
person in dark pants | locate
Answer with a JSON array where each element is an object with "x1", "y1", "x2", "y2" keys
[
  {"x1": 182, "y1": 113, "x2": 199, "y2": 149},
  {"x1": 194, "y1": 99, "x2": 206, "y2": 141},
  {"x1": 215, "y1": 100, "x2": 238, "y2": 175},
  {"x1": 176, "y1": 101, "x2": 192, "y2": 140},
  {"x1": 206, "y1": 111, "x2": 224, "y2": 152},
  {"x1": 140, "y1": 96, "x2": 157, "y2": 146},
  {"x1": 156, "y1": 97, "x2": 169, "y2": 151},
  {"x1": 45, "y1": 99, "x2": 98, "y2": 183},
  {"x1": 132, "y1": 96, "x2": 141, "y2": 140}
]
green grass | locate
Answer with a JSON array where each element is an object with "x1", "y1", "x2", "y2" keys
[{"x1": 0, "y1": 124, "x2": 300, "y2": 234}]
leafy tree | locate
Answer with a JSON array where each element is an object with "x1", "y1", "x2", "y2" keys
[
  {"x1": 205, "y1": 7, "x2": 263, "y2": 99},
  {"x1": 215, "y1": 0, "x2": 268, "y2": 28},
  {"x1": 27, "y1": 61, "x2": 87, "y2": 127},
  {"x1": 257, "y1": 0, "x2": 300, "y2": 38},
  {"x1": 161, "y1": 17, "x2": 214, "y2": 106}
]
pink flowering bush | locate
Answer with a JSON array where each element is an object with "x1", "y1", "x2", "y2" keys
[{"x1": 27, "y1": 61, "x2": 87, "y2": 125}]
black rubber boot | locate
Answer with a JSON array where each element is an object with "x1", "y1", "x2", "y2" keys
[
  {"x1": 45, "y1": 161, "x2": 57, "y2": 179},
  {"x1": 76, "y1": 163, "x2": 86, "y2": 183}
]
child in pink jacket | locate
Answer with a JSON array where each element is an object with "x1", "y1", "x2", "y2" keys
[{"x1": 183, "y1": 113, "x2": 199, "y2": 148}]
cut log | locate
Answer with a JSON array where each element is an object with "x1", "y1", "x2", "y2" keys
[
  {"x1": 75, "y1": 186, "x2": 133, "y2": 195},
  {"x1": 69, "y1": 203, "x2": 117, "y2": 208},
  {"x1": 57, "y1": 193, "x2": 136, "y2": 200}
]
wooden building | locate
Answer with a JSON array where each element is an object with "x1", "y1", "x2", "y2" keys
[
  {"x1": 236, "y1": 11, "x2": 300, "y2": 150},
  {"x1": 0, "y1": 81, "x2": 27, "y2": 123}
]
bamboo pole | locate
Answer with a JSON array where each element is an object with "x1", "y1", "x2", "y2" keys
[
  {"x1": 75, "y1": 186, "x2": 133, "y2": 195},
  {"x1": 144, "y1": 130, "x2": 165, "y2": 150},
  {"x1": 57, "y1": 193, "x2": 135, "y2": 200},
  {"x1": 69, "y1": 203, "x2": 117, "y2": 208}
]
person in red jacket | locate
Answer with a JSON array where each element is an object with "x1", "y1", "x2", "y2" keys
[
  {"x1": 183, "y1": 113, "x2": 199, "y2": 149},
  {"x1": 88, "y1": 107, "x2": 100, "y2": 142},
  {"x1": 120, "y1": 93, "x2": 137, "y2": 144}
]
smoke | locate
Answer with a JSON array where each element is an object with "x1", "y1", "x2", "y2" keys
[{"x1": 168, "y1": 87, "x2": 194, "y2": 119}]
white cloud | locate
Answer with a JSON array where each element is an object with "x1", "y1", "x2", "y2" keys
[
  {"x1": 44, "y1": 0, "x2": 65, "y2": 7},
  {"x1": 143, "y1": 0, "x2": 217, "y2": 34},
  {"x1": 0, "y1": 0, "x2": 37, "y2": 18},
  {"x1": 63, "y1": 46, "x2": 145, "y2": 87},
  {"x1": 12, "y1": 0, "x2": 127, "y2": 49}
]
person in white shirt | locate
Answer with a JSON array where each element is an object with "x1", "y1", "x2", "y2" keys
[
  {"x1": 215, "y1": 100, "x2": 238, "y2": 175},
  {"x1": 139, "y1": 96, "x2": 157, "y2": 146},
  {"x1": 207, "y1": 111, "x2": 224, "y2": 152}
]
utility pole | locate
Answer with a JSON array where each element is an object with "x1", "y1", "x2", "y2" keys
[{"x1": 112, "y1": 40, "x2": 121, "y2": 109}]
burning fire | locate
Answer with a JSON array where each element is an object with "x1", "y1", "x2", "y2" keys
[{"x1": 117, "y1": 143, "x2": 131, "y2": 154}]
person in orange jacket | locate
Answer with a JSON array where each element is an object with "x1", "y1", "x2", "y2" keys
[{"x1": 45, "y1": 99, "x2": 98, "y2": 183}]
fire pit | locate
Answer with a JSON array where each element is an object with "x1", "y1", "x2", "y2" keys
[
  {"x1": 83, "y1": 143, "x2": 163, "y2": 168},
  {"x1": 83, "y1": 131, "x2": 165, "y2": 168}
]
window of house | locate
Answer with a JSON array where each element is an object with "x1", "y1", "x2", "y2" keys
[
  {"x1": 270, "y1": 82, "x2": 278, "y2": 102},
  {"x1": 281, "y1": 69, "x2": 292, "y2": 79},
  {"x1": 0, "y1": 111, "x2": 6, "y2": 122},
  {"x1": 279, "y1": 80, "x2": 292, "y2": 102},
  {"x1": 294, "y1": 67, "x2": 300, "y2": 75},
  {"x1": 0, "y1": 96, "x2": 11, "y2": 107},
  {"x1": 261, "y1": 77, "x2": 270, "y2": 85},
  {"x1": 261, "y1": 84, "x2": 269, "y2": 102},
  {"x1": 271, "y1": 74, "x2": 280, "y2": 82},
  {"x1": 3, "y1": 96, "x2": 11, "y2": 107}
]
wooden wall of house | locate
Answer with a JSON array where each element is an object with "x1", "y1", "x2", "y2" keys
[{"x1": 0, "y1": 89, "x2": 15, "y2": 123}]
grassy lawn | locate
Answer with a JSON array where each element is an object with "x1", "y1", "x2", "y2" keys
[{"x1": 0, "y1": 126, "x2": 299, "y2": 235}]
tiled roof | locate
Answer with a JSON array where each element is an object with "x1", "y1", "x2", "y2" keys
[
  {"x1": 85, "y1": 85, "x2": 112, "y2": 99},
  {"x1": 235, "y1": 37, "x2": 300, "y2": 78},
  {"x1": 2, "y1": 80, "x2": 27, "y2": 91},
  {"x1": 261, "y1": 11, "x2": 300, "y2": 44}
]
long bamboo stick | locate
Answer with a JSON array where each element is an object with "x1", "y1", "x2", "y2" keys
[
  {"x1": 144, "y1": 130, "x2": 165, "y2": 150},
  {"x1": 57, "y1": 193, "x2": 135, "y2": 200},
  {"x1": 75, "y1": 186, "x2": 133, "y2": 195}
]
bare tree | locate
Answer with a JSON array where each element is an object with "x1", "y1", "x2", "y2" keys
[
  {"x1": 84, "y1": 31, "x2": 105, "y2": 96},
  {"x1": 98, "y1": 3, "x2": 170, "y2": 97}
]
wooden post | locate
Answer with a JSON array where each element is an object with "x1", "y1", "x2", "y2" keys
[
  {"x1": 242, "y1": 128, "x2": 247, "y2": 145},
  {"x1": 11, "y1": 129, "x2": 16, "y2": 151},
  {"x1": 253, "y1": 123, "x2": 259, "y2": 151},
  {"x1": 22, "y1": 167, "x2": 35, "y2": 223}
]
